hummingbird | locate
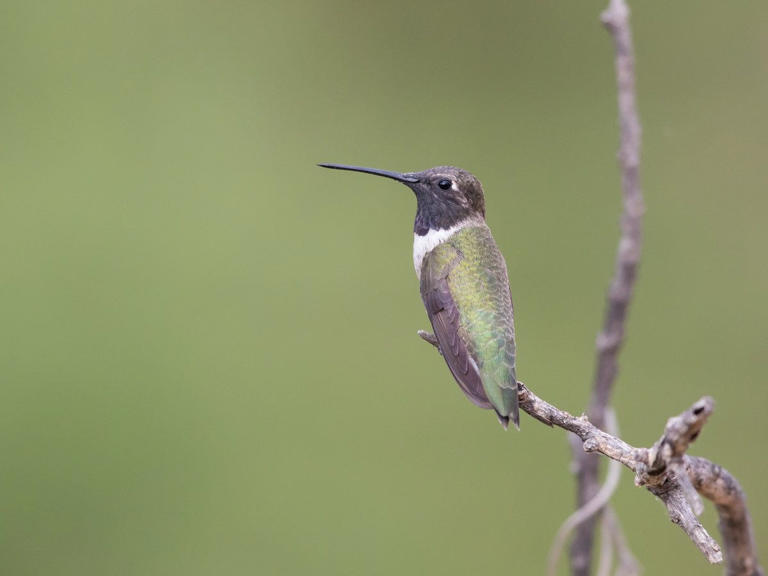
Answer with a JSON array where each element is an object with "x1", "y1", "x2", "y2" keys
[{"x1": 319, "y1": 163, "x2": 519, "y2": 429}]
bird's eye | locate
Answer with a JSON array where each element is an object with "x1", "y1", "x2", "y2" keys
[{"x1": 438, "y1": 179, "x2": 452, "y2": 190}]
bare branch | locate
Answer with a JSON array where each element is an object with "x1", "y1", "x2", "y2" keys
[
  {"x1": 572, "y1": 0, "x2": 645, "y2": 572},
  {"x1": 687, "y1": 457, "x2": 765, "y2": 576},
  {"x1": 591, "y1": 0, "x2": 643, "y2": 429},
  {"x1": 517, "y1": 1, "x2": 760, "y2": 574},
  {"x1": 519, "y1": 384, "x2": 763, "y2": 572}
]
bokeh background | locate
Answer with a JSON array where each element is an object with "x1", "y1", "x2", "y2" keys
[{"x1": 2, "y1": 1, "x2": 766, "y2": 574}]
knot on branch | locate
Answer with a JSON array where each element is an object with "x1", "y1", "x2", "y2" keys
[
  {"x1": 600, "y1": 0, "x2": 629, "y2": 31},
  {"x1": 644, "y1": 396, "x2": 713, "y2": 479},
  {"x1": 583, "y1": 436, "x2": 600, "y2": 452},
  {"x1": 595, "y1": 331, "x2": 623, "y2": 354}
]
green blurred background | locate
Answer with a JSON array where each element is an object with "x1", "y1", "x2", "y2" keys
[{"x1": 2, "y1": 1, "x2": 766, "y2": 574}]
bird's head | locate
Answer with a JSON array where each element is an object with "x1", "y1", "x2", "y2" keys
[{"x1": 319, "y1": 163, "x2": 486, "y2": 235}]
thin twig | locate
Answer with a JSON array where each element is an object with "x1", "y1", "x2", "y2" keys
[
  {"x1": 519, "y1": 384, "x2": 763, "y2": 572},
  {"x1": 604, "y1": 507, "x2": 641, "y2": 576},
  {"x1": 591, "y1": 0, "x2": 643, "y2": 430},
  {"x1": 551, "y1": 455, "x2": 622, "y2": 576},
  {"x1": 572, "y1": 0, "x2": 644, "y2": 572},
  {"x1": 597, "y1": 512, "x2": 615, "y2": 576},
  {"x1": 549, "y1": 410, "x2": 622, "y2": 576}
]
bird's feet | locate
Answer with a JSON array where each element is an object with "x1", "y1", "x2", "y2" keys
[{"x1": 417, "y1": 330, "x2": 442, "y2": 355}]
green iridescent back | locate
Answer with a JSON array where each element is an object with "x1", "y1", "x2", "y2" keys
[{"x1": 422, "y1": 223, "x2": 517, "y2": 418}]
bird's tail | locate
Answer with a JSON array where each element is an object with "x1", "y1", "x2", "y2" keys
[
  {"x1": 496, "y1": 381, "x2": 519, "y2": 430},
  {"x1": 495, "y1": 395, "x2": 519, "y2": 431}
]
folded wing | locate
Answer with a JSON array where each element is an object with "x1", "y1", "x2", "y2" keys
[{"x1": 420, "y1": 245, "x2": 492, "y2": 409}]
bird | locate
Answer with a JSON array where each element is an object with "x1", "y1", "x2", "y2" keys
[{"x1": 319, "y1": 163, "x2": 519, "y2": 429}]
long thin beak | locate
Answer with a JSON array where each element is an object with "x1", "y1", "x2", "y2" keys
[{"x1": 318, "y1": 163, "x2": 419, "y2": 184}]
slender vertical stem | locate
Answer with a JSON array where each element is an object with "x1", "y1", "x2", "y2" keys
[{"x1": 571, "y1": 1, "x2": 644, "y2": 574}]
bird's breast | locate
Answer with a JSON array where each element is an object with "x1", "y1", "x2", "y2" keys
[{"x1": 413, "y1": 222, "x2": 472, "y2": 279}]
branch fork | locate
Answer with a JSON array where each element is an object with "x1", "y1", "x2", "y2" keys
[{"x1": 520, "y1": 381, "x2": 762, "y2": 574}]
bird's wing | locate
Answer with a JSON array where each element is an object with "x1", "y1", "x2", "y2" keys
[{"x1": 420, "y1": 244, "x2": 492, "y2": 409}]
